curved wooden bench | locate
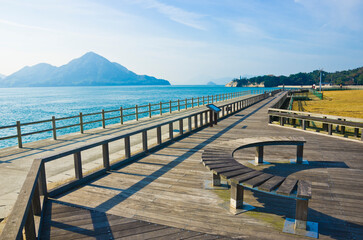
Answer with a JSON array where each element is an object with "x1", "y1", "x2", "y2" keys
[{"x1": 201, "y1": 137, "x2": 311, "y2": 230}]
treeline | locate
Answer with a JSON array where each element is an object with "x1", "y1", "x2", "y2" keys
[{"x1": 231, "y1": 67, "x2": 363, "y2": 87}]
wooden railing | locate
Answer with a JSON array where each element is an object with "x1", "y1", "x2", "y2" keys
[
  {"x1": 0, "y1": 89, "x2": 272, "y2": 149},
  {"x1": 0, "y1": 90, "x2": 281, "y2": 239},
  {"x1": 268, "y1": 108, "x2": 363, "y2": 140}
]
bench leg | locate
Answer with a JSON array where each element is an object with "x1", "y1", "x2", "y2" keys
[
  {"x1": 295, "y1": 199, "x2": 308, "y2": 230},
  {"x1": 296, "y1": 145, "x2": 303, "y2": 164},
  {"x1": 255, "y1": 146, "x2": 264, "y2": 165},
  {"x1": 230, "y1": 182, "x2": 244, "y2": 209},
  {"x1": 212, "y1": 173, "x2": 221, "y2": 186}
]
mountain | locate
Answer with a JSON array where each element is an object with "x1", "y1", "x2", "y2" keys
[
  {"x1": 0, "y1": 73, "x2": 6, "y2": 79},
  {"x1": 1, "y1": 52, "x2": 170, "y2": 87},
  {"x1": 225, "y1": 67, "x2": 363, "y2": 87}
]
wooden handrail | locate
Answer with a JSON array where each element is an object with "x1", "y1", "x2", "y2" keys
[{"x1": 0, "y1": 159, "x2": 45, "y2": 240}]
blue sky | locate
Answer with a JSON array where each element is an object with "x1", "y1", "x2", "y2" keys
[{"x1": 0, "y1": 0, "x2": 362, "y2": 84}]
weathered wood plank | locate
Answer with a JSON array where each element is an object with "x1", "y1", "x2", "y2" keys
[
  {"x1": 231, "y1": 171, "x2": 263, "y2": 184},
  {"x1": 297, "y1": 180, "x2": 312, "y2": 199},
  {"x1": 258, "y1": 176, "x2": 286, "y2": 192},
  {"x1": 276, "y1": 178, "x2": 298, "y2": 196},
  {"x1": 243, "y1": 173, "x2": 274, "y2": 188},
  {"x1": 220, "y1": 168, "x2": 253, "y2": 179}
]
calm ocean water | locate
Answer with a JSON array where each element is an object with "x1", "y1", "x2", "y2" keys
[{"x1": 0, "y1": 85, "x2": 277, "y2": 148}]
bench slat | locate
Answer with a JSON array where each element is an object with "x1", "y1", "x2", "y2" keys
[
  {"x1": 201, "y1": 156, "x2": 234, "y2": 161},
  {"x1": 212, "y1": 165, "x2": 246, "y2": 175},
  {"x1": 203, "y1": 160, "x2": 234, "y2": 166},
  {"x1": 221, "y1": 168, "x2": 253, "y2": 179},
  {"x1": 206, "y1": 163, "x2": 240, "y2": 171},
  {"x1": 231, "y1": 171, "x2": 263, "y2": 184},
  {"x1": 297, "y1": 180, "x2": 312, "y2": 199},
  {"x1": 276, "y1": 178, "x2": 297, "y2": 196},
  {"x1": 243, "y1": 173, "x2": 274, "y2": 188},
  {"x1": 258, "y1": 176, "x2": 286, "y2": 192}
]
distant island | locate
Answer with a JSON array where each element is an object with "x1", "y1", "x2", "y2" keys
[
  {"x1": 0, "y1": 52, "x2": 170, "y2": 87},
  {"x1": 226, "y1": 67, "x2": 363, "y2": 87},
  {"x1": 207, "y1": 81, "x2": 217, "y2": 85}
]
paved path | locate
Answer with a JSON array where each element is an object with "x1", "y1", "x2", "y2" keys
[{"x1": 50, "y1": 93, "x2": 363, "y2": 239}]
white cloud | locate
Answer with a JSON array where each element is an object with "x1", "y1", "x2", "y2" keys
[{"x1": 135, "y1": 0, "x2": 207, "y2": 30}]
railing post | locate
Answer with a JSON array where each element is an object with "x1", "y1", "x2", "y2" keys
[
  {"x1": 185, "y1": 98, "x2": 188, "y2": 109},
  {"x1": 142, "y1": 131, "x2": 148, "y2": 151},
  {"x1": 188, "y1": 117, "x2": 192, "y2": 132},
  {"x1": 169, "y1": 101, "x2": 172, "y2": 113},
  {"x1": 160, "y1": 102, "x2": 163, "y2": 115},
  {"x1": 328, "y1": 124, "x2": 333, "y2": 135},
  {"x1": 102, "y1": 109, "x2": 106, "y2": 128},
  {"x1": 24, "y1": 205, "x2": 36, "y2": 240},
  {"x1": 203, "y1": 96, "x2": 205, "y2": 105},
  {"x1": 102, "y1": 143, "x2": 110, "y2": 170},
  {"x1": 169, "y1": 123, "x2": 174, "y2": 140},
  {"x1": 74, "y1": 152, "x2": 83, "y2": 179},
  {"x1": 135, "y1": 105, "x2": 138, "y2": 121},
  {"x1": 52, "y1": 116, "x2": 57, "y2": 140},
  {"x1": 178, "y1": 99, "x2": 180, "y2": 111},
  {"x1": 124, "y1": 136, "x2": 131, "y2": 158},
  {"x1": 149, "y1": 103, "x2": 152, "y2": 118},
  {"x1": 157, "y1": 126, "x2": 162, "y2": 145},
  {"x1": 179, "y1": 119, "x2": 183, "y2": 135},
  {"x1": 16, "y1": 121, "x2": 22, "y2": 148},
  {"x1": 207, "y1": 95, "x2": 209, "y2": 104},
  {"x1": 32, "y1": 183, "x2": 41, "y2": 216},
  {"x1": 120, "y1": 107, "x2": 123, "y2": 124},
  {"x1": 79, "y1": 112, "x2": 84, "y2": 134},
  {"x1": 198, "y1": 97, "x2": 200, "y2": 106},
  {"x1": 192, "y1": 98, "x2": 194, "y2": 108},
  {"x1": 38, "y1": 160, "x2": 47, "y2": 200}
]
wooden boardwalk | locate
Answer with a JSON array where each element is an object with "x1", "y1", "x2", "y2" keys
[
  {"x1": 44, "y1": 93, "x2": 363, "y2": 239},
  {"x1": 0, "y1": 94, "x2": 253, "y2": 219}
]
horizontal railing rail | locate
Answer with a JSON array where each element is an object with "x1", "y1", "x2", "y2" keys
[
  {"x1": 268, "y1": 108, "x2": 363, "y2": 140},
  {"x1": 0, "y1": 89, "x2": 281, "y2": 239},
  {"x1": 0, "y1": 89, "x2": 274, "y2": 148}
]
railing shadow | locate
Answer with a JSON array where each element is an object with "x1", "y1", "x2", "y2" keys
[{"x1": 40, "y1": 199, "x2": 114, "y2": 240}]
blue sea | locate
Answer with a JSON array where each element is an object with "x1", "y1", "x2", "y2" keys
[{"x1": 0, "y1": 85, "x2": 277, "y2": 148}]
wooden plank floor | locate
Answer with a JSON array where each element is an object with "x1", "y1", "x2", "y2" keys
[
  {"x1": 40, "y1": 200, "x2": 229, "y2": 239},
  {"x1": 49, "y1": 93, "x2": 363, "y2": 239}
]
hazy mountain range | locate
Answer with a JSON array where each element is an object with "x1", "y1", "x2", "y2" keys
[{"x1": 0, "y1": 52, "x2": 170, "y2": 87}]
